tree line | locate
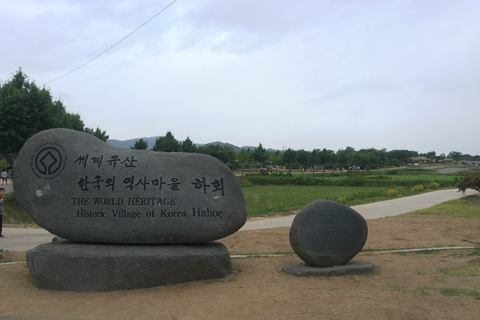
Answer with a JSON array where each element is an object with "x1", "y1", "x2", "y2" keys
[{"x1": 133, "y1": 132, "x2": 480, "y2": 172}]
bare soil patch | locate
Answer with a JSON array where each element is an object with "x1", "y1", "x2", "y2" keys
[{"x1": 1, "y1": 215, "x2": 479, "y2": 320}]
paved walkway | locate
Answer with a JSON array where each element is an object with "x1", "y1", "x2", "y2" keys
[
  {"x1": 240, "y1": 188, "x2": 477, "y2": 230},
  {"x1": 1, "y1": 183, "x2": 13, "y2": 193},
  {"x1": 0, "y1": 188, "x2": 477, "y2": 252}
]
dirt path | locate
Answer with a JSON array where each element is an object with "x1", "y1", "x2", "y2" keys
[{"x1": 1, "y1": 214, "x2": 480, "y2": 319}]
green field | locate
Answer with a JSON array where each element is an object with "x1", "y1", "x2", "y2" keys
[
  {"x1": 244, "y1": 185, "x2": 397, "y2": 216},
  {"x1": 240, "y1": 166, "x2": 473, "y2": 216}
]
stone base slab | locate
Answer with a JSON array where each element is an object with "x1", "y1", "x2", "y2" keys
[
  {"x1": 282, "y1": 260, "x2": 375, "y2": 277},
  {"x1": 27, "y1": 241, "x2": 231, "y2": 292}
]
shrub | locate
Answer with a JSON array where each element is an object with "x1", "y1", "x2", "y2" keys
[
  {"x1": 337, "y1": 195, "x2": 347, "y2": 203},
  {"x1": 386, "y1": 170, "x2": 399, "y2": 175},
  {"x1": 426, "y1": 182, "x2": 440, "y2": 189},
  {"x1": 411, "y1": 184, "x2": 425, "y2": 192},
  {"x1": 294, "y1": 173, "x2": 307, "y2": 185},
  {"x1": 453, "y1": 176, "x2": 460, "y2": 186},
  {"x1": 351, "y1": 177, "x2": 365, "y2": 186},
  {"x1": 383, "y1": 189, "x2": 401, "y2": 197},
  {"x1": 368, "y1": 175, "x2": 392, "y2": 180}
]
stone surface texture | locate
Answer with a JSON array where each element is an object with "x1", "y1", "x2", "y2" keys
[
  {"x1": 282, "y1": 260, "x2": 375, "y2": 277},
  {"x1": 14, "y1": 129, "x2": 247, "y2": 244},
  {"x1": 27, "y1": 241, "x2": 232, "y2": 292},
  {"x1": 289, "y1": 199, "x2": 368, "y2": 267}
]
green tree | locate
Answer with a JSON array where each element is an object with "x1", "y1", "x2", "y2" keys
[
  {"x1": 84, "y1": 127, "x2": 109, "y2": 142},
  {"x1": 269, "y1": 150, "x2": 283, "y2": 170},
  {"x1": 237, "y1": 148, "x2": 253, "y2": 176},
  {"x1": 309, "y1": 149, "x2": 321, "y2": 172},
  {"x1": 328, "y1": 151, "x2": 337, "y2": 172},
  {"x1": 197, "y1": 144, "x2": 236, "y2": 168},
  {"x1": 342, "y1": 146, "x2": 356, "y2": 155},
  {"x1": 1, "y1": 69, "x2": 60, "y2": 154},
  {"x1": 421, "y1": 151, "x2": 436, "y2": 162},
  {"x1": 296, "y1": 149, "x2": 310, "y2": 170},
  {"x1": 252, "y1": 143, "x2": 268, "y2": 164},
  {"x1": 0, "y1": 158, "x2": 11, "y2": 171},
  {"x1": 220, "y1": 146, "x2": 237, "y2": 169},
  {"x1": 337, "y1": 150, "x2": 348, "y2": 171},
  {"x1": 359, "y1": 149, "x2": 380, "y2": 169},
  {"x1": 283, "y1": 148, "x2": 296, "y2": 170},
  {"x1": 61, "y1": 111, "x2": 85, "y2": 131},
  {"x1": 353, "y1": 152, "x2": 362, "y2": 166},
  {"x1": 387, "y1": 149, "x2": 418, "y2": 165},
  {"x1": 361, "y1": 148, "x2": 386, "y2": 168},
  {"x1": 319, "y1": 148, "x2": 334, "y2": 173},
  {"x1": 359, "y1": 153, "x2": 371, "y2": 170},
  {"x1": 448, "y1": 151, "x2": 463, "y2": 161},
  {"x1": 0, "y1": 68, "x2": 107, "y2": 155},
  {"x1": 180, "y1": 136, "x2": 196, "y2": 153},
  {"x1": 457, "y1": 172, "x2": 480, "y2": 193},
  {"x1": 152, "y1": 131, "x2": 180, "y2": 152},
  {"x1": 131, "y1": 138, "x2": 148, "y2": 150}
]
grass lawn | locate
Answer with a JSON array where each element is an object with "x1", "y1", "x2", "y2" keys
[
  {"x1": 243, "y1": 185, "x2": 387, "y2": 216},
  {"x1": 402, "y1": 193, "x2": 480, "y2": 219}
]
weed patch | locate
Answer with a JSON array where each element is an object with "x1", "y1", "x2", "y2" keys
[
  {"x1": 440, "y1": 288, "x2": 480, "y2": 300},
  {"x1": 386, "y1": 284, "x2": 431, "y2": 295},
  {"x1": 2, "y1": 192, "x2": 34, "y2": 225},
  {"x1": 438, "y1": 264, "x2": 480, "y2": 277}
]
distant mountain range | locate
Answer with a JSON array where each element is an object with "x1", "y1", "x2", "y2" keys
[{"x1": 107, "y1": 137, "x2": 279, "y2": 153}]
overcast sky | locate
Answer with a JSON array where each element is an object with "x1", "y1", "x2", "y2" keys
[{"x1": 1, "y1": 0, "x2": 479, "y2": 156}]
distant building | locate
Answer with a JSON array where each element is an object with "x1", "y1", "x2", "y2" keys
[
  {"x1": 411, "y1": 156, "x2": 429, "y2": 163},
  {"x1": 438, "y1": 158, "x2": 455, "y2": 164},
  {"x1": 459, "y1": 161, "x2": 480, "y2": 166}
]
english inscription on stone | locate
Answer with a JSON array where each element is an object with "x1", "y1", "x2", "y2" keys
[
  {"x1": 15, "y1": 129, "x2": 247, "y2": 244},
  {"x1": 289, "y1": 199, "x2": 368, "y2": 267}
]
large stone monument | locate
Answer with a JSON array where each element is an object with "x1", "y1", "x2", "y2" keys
[
  {"x1": 283, "y1": 199, "x2": 374, "y2": 277},
  {"x1": 15, "y1": 129, "x2": 247, "y2": 291}
]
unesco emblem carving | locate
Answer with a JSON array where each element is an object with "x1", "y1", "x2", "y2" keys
[{"x1": 31, "y1": 143, "x2": 67, "y2": 179}]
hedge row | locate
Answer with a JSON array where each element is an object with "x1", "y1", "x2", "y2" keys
[{"x1": 244, "y1": 173, "x2": 458, "y2": 188}]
